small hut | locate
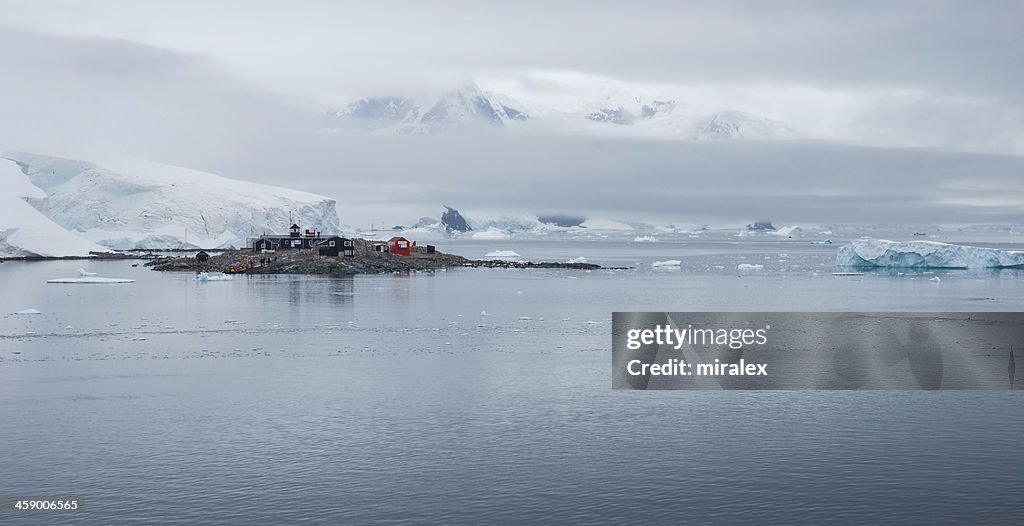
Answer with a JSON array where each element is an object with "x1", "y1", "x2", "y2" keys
[
  {"x1": 388, "y1": 236, "x2": 412, "y2": 256},
  {"x1": 317, "y1": 237, "x2": 355, "y2": 257},
  {"x1": 195, "y1": 250, "x2": 210, "y2": 262}
]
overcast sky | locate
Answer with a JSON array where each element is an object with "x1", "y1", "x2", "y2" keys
[{"x1": 1, "y1": 1, "x2": 1022, "y2": 226}]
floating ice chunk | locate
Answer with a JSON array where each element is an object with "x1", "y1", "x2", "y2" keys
[
  {"x1": 483, "y1": 250, "x2": 521, "y2": 260},
  {"x1": 737, "y1": 264, "x2": 764, "y2": 270},
  {"x1": 633, "y1": 236, "x2": 659, "y2": 243},
  {"x1": 195, "y1": 272, "x2": 234, "y2": 281},
  {"x1": 47, "y1": 277, "x2": 135, "y2": 284},
  {"x1": 651, "y1": 260, "x2": 681, "y2": 267},
  {"x1": 77, "y1": 268, "x2": 97, "y2": 277},
  {"x1": 565, "y1": 256, "x2": 588, "y2": 264},
  {"x1": 14, "y1": 308, "x2": 41, "y2": 315},
  {"x1": 836, "y1": 239, "x2": 1024, "y2": 269},
  {"x1": 930, "y1": 276, "x2": 941, "y2": 283}
]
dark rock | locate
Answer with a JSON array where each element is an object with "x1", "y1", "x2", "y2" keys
[{"x1": 441, "y1": 205, "x2": 471, "y2": 232}]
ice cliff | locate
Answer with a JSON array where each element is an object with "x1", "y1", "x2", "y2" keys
[
  {"x1": 0, "y1": 158, "x2": 108, "y2": 257},
  {"x1": 836, "y1": 239, "x2": 1024, "y2": 269}
]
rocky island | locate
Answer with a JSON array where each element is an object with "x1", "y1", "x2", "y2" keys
[{"x1": 146, "y1": 238, "x2": 610, "y2": 275}]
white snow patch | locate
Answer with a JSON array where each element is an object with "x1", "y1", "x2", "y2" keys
[
  {"x1": 565, "y1": 256, "x2": 588, "y2": 264},
  {"x1": 652, "y1": 260, "x2": 682, "y2": 267},
  {"x1": 737, "y1": 264, "x2": 764, "y2": 270}
]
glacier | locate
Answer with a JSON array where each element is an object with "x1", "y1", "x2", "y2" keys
[
  {"x1": 4, "y1": 152, "x2": 340, "y2": 250},
  {"x1": 0, "y1": 158, "x2": 108, "y2": 257},
  {"x1": 836, "y1": 239, "x2": 1024, "y2": 269}
]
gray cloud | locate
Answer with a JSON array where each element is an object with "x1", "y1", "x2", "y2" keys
[
  {"x1": 1, "y1": 3, "x2": 1022, "y2": 227},
  {"x1": 3, "y1": 1, "x2": 1022, "y2": 99}
]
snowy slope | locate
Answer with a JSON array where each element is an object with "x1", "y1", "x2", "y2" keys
[
  {"x1": 4, "y1": 152, "x2": 340, "y2": 250},
  {"x1": 0, "y1": 158, "x2": 107, "y2": 257}
]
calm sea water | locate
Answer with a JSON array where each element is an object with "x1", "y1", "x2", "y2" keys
[{"x1": 2, "y1": 239, "x2": 1023, "y2": 524}]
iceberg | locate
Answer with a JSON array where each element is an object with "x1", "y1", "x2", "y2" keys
[
  {"x1": 737, "y1": 263, "x2": 764, "y2": 270},
  {"x1": 483, "y1": 250, "x2": 521, "y2": 260},
  {"x1": 651, "y1": 260, "x2": 681, "y2": 267},
  {"x1": 195, "y1": 272, "x2": 234, "y2": 282},
  {"x1": 836, "y1": 239, "x2": 1024, "y2": 269},
  {"x1": 771, "y1": 225, "x2": 803, "y2": 237}
]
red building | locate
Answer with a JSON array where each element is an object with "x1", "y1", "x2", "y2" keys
[{"x1": 387, "y1": 236, "x2": 412, "y2": 256}]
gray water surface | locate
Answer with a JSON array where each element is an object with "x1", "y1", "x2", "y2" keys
[{"x1": 2, "y1": 240, "x2": 1023, "y2": 524}]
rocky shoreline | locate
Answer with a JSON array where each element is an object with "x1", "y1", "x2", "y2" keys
[{"x1": 145, "y1": 240, "x2": 612, "y2": 275}]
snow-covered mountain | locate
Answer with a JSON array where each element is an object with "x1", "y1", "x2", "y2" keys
[
  {"x1": 324, "y1": 96, "x2": 418, "y2": 130},
  {"x1": 2, "y1": 152, "x2": 340, "y2": 253},
  {"x1": 691, "y1": 111, "x2": 793, "y2": 140},
  {"x1": 325, "y1": 84, "x2": 529, "y2": 135},
  {"x1": 324, "y1": 83, "x2": 793, "y2": 141}
]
